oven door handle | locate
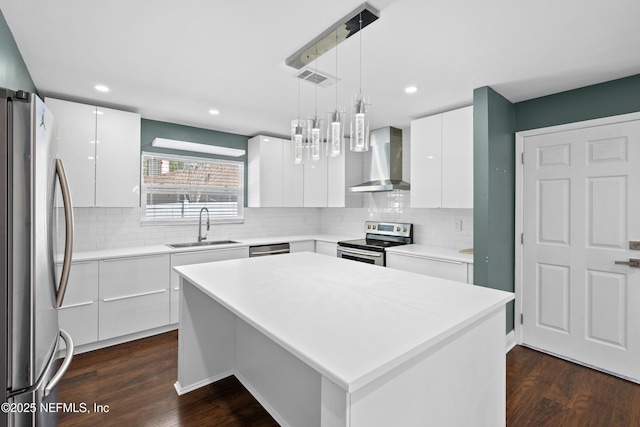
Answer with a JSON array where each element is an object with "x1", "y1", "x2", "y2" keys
[{"x1": 338, "y1": 247, "x2": 383, "y2": 258}]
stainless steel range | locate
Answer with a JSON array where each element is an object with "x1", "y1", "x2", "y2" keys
[{"x1": 337, "y1": 221, "x2": 413, "y2": 266}]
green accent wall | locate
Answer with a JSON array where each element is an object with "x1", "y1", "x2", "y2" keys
[
  {"x1": 473, "y1": 87, "x2": 516, "y2": 333},
  {"x1": 474, "y1": 73, "x2": 640, "y2": 333},
  {"x1": 140, "y1": 119, "x2": 250, "y2": 206},
  {"x1": 515, "y1": 74, "x2": 640, "y2": 132},
  {"x1": 0, "y1": 9, "x2": 36, "y2": 92}
]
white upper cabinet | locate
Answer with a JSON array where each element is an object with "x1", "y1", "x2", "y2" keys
[
  {"x1": 411, "y1": 114, "x2": 442, "y2": 208},
  {"x1": 303, "y1": 160, "x2": 328, "y2": 207},
  {"x1": 441, "y1": 106, "x2": 473, "y2": 208},
  {"x1": 248, "y1": 136, "x2": 303, "y2": 207},
  {"x1": 95, "y1": 106, "x2": 141, "y2": 207},
  {"x1": 410, "y1": 105, "x2": 473, "y2": 208},
  {"x1": 282, "y1": 138, "x2": 304, "y2": 207},
  {"x1": 248, "y1": 135, "x2": 284, "y2": 207},
  {"x1": 327, "y1": 145, "x2": 363, "y2": 208},
  {"x1": 46, "y1": 100, "x2": 96, "y2": 207},
  {"x1": 248, "y1": 135, "x2": 361, "y2": 208},
  {"x1": 46, "y1": 98, "x2": 141, "y2": 207}
]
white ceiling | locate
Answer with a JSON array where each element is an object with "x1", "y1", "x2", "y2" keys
[{"x1": 1, "y1": 0, "x2": 639, "y2": 138}]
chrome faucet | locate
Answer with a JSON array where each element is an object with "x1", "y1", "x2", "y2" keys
[{"x1": 198, "y1": 207, "x2": 210, "y2": 242}]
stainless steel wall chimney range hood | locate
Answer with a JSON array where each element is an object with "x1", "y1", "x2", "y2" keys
[{"x1": 349, "y1": 127, "x2": 410, "y2": 192}]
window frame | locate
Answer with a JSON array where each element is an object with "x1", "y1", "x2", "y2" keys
[{"x1": 140, "y1": 151, "x2": 245, "y2": 225}]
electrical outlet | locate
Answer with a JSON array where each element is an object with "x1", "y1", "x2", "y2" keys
[{"x1": 454, "y1": 220, "x2": 462, "y2": 232}]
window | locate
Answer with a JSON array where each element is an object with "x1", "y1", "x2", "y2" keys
[{"x1": 141, "y1": 152, "x2": 244, "y2": 224}]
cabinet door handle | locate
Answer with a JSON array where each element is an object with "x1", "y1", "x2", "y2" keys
[
  {"x1": 101, "y1": 254, "x2": 165, "y2": 262},
  {"x1": 58, "y1": 301, "x2": 94, "y2": 309},
  {"x1": 102, "y1": 289, "x2": 167, "y2": 302},
  {"x1": 391, "y1": 253, "x2": 464, "y2": 264}
]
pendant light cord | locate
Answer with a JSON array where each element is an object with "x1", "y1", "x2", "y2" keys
[
  {"x1": 335, "y1": 30, "x2": 339, "y2": 107},
  {"x1": 359, "y1": 13, "x2": 363, "y2": 96},
  {"x1": 314, "y1": 46, "x2": 319, "y2": 118},
  {"x1": 297, "y1": 77, "x2": 301, "y2": 122}
]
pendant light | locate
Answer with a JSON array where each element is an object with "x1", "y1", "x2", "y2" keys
[
  {"x1": 327, "y1": 30, "x2": 344, "y2": 157},
  {"x1": 291, "y1": 78, "x2": 306, "y2": 164},
  {"x1": 350, "y1": 13, "x2": 370, "y2": 152},
  {"x1": 308, "y1": 51, "x2": 324, "y2": 162}
]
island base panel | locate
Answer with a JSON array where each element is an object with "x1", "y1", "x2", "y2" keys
[
  {"x1": 348, "y1": 307, "x2": 506, "y2": 427},
  {"x1": 176, "y1": 280, "x2": 236, "y2": 394},
  {"x1": 236, "y1": 317, "x2": 322, "y2": 426}
]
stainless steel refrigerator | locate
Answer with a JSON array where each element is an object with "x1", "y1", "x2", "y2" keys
[{"x1": 1, "y1": 88, "x2": 75, "y2": 427}]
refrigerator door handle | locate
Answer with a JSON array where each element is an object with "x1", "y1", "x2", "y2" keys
[
  {"x1": 44, "y1": 329, "x2": 74, "y2": 397},
  {"x1": 55, "y1": 158, "x2": 74, "y2": 308}
]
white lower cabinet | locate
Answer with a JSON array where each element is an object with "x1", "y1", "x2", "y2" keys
[
  {"x1": 170, "y1": 247, "x2": 249, "y2": 324},
  {"x1": 57, "y1": 260, "x2": 99, "y2": 347},
  {"x1": 99, "y1": 254, "x2": 171, "y2": 340},
  {"x1": 315, "y1": 241, "x2": 337, "y2": 256},
  {"x1": 386, "y1": 253, "x2": 471, "y2": 283},
  {"x1": 289, "y1": 240, "x2": 315, "y2": 253}
]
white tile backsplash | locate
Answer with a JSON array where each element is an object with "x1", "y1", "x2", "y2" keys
[
  {"x1": 69, "y1": 207, "x2": 321, "y2": 252},
  {"x1": 320, "y1": 191, "x2": 473, "y2": 250},
  {"x1": 69, "y1": 191, "x2": 472, "y2": 251}
]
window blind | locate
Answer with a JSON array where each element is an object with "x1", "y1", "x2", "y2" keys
[{"x1": 141, "y1": 152, "x2": 244, "y2": 223}]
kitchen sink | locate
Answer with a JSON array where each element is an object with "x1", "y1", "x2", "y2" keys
[{"x1": 166, "y1": 240, "x2": 239, "y2": 249}]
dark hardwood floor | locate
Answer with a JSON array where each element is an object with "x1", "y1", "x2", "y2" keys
[
  {"x1": 57, "y1": 331, "x2": 640, "y2": 426},
  {"x1": 506, "y1": 345, "x2": 640, "y2": 427},
  {"x1": 57, "y1": 332, "x2": 277, "y2": 427}
]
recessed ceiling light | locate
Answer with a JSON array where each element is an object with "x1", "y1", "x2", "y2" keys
[
  {"x1": 209, "y1": 109, "x2": 220, "y2": 115},
  {"x1": 405, "y1": 86, "x2": 418, "y2": 94},
  {"x1": 94, "y1": 84, "x2": 110, "y2": 93}
]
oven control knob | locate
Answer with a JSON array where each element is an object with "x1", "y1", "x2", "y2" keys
[
  {"x1": 367, "y1": 225, "x2": 371, "y2": 229},
  {"x1": 403, "y1": 227, "x2": 407, "y2": 232},
  {"x1": 373, "y1": 225, "x2": 377, "y2": 229},
  {"x1": 396, "y1": 227, "x2": 400, "y2": 231}
]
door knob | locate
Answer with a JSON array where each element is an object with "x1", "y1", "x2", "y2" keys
[{"x1": 615, "y1": 258, "x2": 640, "y2": 268}]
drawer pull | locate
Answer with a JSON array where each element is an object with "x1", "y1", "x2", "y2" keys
[
  {"x1": 391, "y1": 253, "x2": 464, "y2": 264},
  {"x1": 102, "y1": 289, "x2": 167, "y2": 302},
  {"x1": 102, "y1": 254, "x2": 166, "y2": 262},
  {"x1": 58, "y1": 301, "x2": 94, "y2": 309}
]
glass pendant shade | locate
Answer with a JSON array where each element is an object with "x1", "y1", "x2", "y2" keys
[
  {"x1": 308, "y1": 116, "x2": 324, "y2": 161},
  {"x1": 350, "y1": 94, "x2": 370, "y2": 152},
  {"x1": 291, "y1": 119, "x2": 307, "y2": 164},
  {"x1": 326, "y1": 107, "x2": 344, "y2": 157}
]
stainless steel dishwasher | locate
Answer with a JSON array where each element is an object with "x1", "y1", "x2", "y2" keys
[{"x1": 248, "y1": 242, "x2": 290, "y2": 257}]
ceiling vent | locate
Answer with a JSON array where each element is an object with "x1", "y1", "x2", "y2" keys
[{"x1": 294, "y1": 68, "x2": 336, "y2": 88}]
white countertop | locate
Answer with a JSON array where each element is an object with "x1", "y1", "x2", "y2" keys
[
  {"x1": 386, "y1": 244, "x2": 474, "y2": 264},
  {"x1": 69, "y1": 234, "x2": 357, "y2": 262},
  {"x1": 174, "y1": 252, "x2": 512, "y2": 392}
]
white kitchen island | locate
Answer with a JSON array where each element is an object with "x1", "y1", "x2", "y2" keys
[{"x1": 174, "y1": 252, "x2": 514, "y2": 427}]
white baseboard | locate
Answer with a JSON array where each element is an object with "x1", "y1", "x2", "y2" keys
[
  {"x1": 505, "y1": 330, "x2": 516, "y2": 353},
  {"x1": 235, "y1": 372, "x2": 291, "y2": 427},
  {"x1": 56, "y1": 324, "x2": 178, "y2": 359},
  {"x1": 174, "y1": 371, "x2": 234, "y2": 396}
]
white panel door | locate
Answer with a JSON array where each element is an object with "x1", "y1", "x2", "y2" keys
[{"x1": 522, "y1": 119, "x2": 640, "y2": 381}]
